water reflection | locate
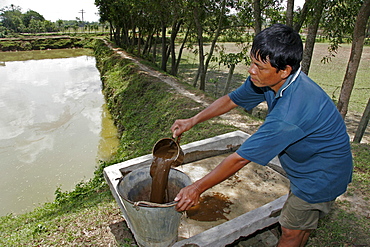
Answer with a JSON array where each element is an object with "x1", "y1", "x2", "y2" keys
[{"x1": 0, "y1": 50, "x2": 118, "y2": 216}]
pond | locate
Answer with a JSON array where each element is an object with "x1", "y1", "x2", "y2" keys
[{"x1": 0, "y1": 49, "x2": 119, "y2": 216}]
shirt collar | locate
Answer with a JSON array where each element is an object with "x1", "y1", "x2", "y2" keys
[{"x1": 276, "y1": 67, "x2": 301, "y2": 98}]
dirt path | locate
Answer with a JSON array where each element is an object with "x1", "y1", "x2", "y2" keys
[{"x1": 109, "y1": 43, "x2": 264, "y2": 135}]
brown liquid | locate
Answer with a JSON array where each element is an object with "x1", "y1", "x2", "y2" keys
[
  {"x1": 186, "y1": 192, "x2": 233, "y2": 221},
  {"x1": 149, "y1": 144, "x2": 177, "y2": 203}
]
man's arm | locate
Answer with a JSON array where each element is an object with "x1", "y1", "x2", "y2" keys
[{"x1": 175, "y1": 152, "x2": 250, "y2": 211}]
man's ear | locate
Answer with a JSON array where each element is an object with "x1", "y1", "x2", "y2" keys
[{"x1": 281, "y1": 65, "x2": 292, "y2": 79}]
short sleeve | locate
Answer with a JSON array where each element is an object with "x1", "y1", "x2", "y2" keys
[
  {"x1": 236, "y1": 117, "x2": 306, "y2": 165},
  {"x1": 228, "y1": 77, "x2": 266, "y2": 111}
]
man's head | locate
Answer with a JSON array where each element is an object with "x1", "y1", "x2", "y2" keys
[{"x1": 251, "y1": 23, "x2": 303, "y2": 75}]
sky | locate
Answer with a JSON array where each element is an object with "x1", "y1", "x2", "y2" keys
[
  {"x1": 0, "y1": 0, "x2": 306, "y2": 23},
  {"x1": 0, "y1": 0, "x2": 100, "y2": 22}
]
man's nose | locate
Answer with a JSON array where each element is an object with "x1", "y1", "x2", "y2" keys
[{"x1": 248, "y1": 64, "x2": 256, "y2": 75}]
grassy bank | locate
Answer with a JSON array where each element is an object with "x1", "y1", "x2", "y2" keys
[
  {"x1": 0, "y1": 39, "x2": 369, "y2": 246},
  {"x1": 93, "y1": 39, "x2": 238, "y2": 161}
]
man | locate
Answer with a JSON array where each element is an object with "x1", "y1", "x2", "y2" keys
[{"x1": 170, "y1": 23, "x2": 353, "y2": 246}]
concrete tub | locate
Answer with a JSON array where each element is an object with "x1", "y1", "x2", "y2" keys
[{"x1": 104, "y1": 131, "x2": 289, "y2": 247}]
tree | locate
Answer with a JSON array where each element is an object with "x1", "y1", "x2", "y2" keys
[
  {"x1": 0, "y1": 5, "x2": 24, "y2": 32},
  {"x1": 353, "y1": 98, "x2": 370, "y2": 143},
  {"x1": 193, "y1": 0, "x2": 230, "y2": 91},
  {"x1": 57, "y1": 19, "x2": 63, "y2": 32},
  {"x1": 293, "y1": 0, "x2": 313, "y2": 32},
  {"x1": 218, "y1": 45, "x2": 250, "y2": 95},
  {"x1": 0, "y1": 5, "x2": 51, "y2": 33},
  {"x1": 22, "y1": 10, "x2": 44, "y2": 27},
  {"x1": 301, "y1": 0, "x2": 325, "y2": 74},
  {"x1": 286, "y1": 0, "x2": 294, "y2": 27},
  {"x1": 191, "y1": 0, "x2": 206, "y2": 90},
  {"x1": 337, "y1": 0, "x2": 370, "y2": 118},
  {"x1": 44, "y1": 20, "x2": 56, "y2": 32},
  {"x1": 28, "y1": 19, "x2": 45, "y2": 33},
  {"x1": 253, "y1": 0, "x2": 262, "y2": 34}
]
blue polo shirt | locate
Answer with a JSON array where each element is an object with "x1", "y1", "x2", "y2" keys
[{"x1": 229, "y1": 69, "x2": 353, "y2": 203}]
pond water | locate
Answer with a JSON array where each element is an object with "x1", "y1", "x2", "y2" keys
[{"x1": 0, "y1": 49, "x2": 119, "y2": 216}]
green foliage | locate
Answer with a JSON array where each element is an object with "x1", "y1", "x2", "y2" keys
[
  {"x1": 320, "y1": 0, "x2": 364, "y2": 61},
  {"x1": 0, "y1": 5, "x2": 52, "y2": 33},
  {"x1": 217, "y1": 44, "x2": 251, "y2": 67}
]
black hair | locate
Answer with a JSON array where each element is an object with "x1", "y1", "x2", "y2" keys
[{"x1": 251, "y1": 23, "x2": 303, "y2": 74}]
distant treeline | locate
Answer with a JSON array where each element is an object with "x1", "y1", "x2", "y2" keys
[{"x1": 0, "y1": 4, "x2": 108, "y2": 37}]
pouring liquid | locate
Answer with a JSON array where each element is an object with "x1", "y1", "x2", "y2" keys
[{"x1": 150, "y1": 144, "x2": 177, "y2": 203}]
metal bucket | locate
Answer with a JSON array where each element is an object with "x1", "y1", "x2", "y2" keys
[{"x1": 117, "y1": 166, "x2": 192, "y2": 247}]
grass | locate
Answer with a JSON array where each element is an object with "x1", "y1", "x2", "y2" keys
[
  {"x1": 0, "y1": 39, "x2": 369, "y2": 246},
  {"x1": 307, "y1": 203, "x2": 370, "y2": 246},
  {"x1": 348, "y1": 143, "x2": 370, "y2": 198},
  {"x1": 307, "y1": 143, "x2": 370, "y2": 246}
]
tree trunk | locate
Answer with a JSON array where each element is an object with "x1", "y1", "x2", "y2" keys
[
  {"x1": 175, "y1": 27, "x2": 190, "y2": 76},
  {"x1": 193, "y1": 5, "x2": 205, "y2": 90},
  {"x1": 223, "y1": 64, "x2": 235, "y2": 95},
  {"x1": 114, "y1": 26, "x2": 121, "y2": 46},
  {"x1": 143, "y1": 30, "x2": 154, "y2": 57},
  {"x1": 301, "y1": 0, "x2": 325, "y2": 75},
  {"x1": 170, "y1": 19, "x2": 183, "y2": 76},
  {"x1": 204, "y1": 0, "x2": 226, "y2": 78},
  {"x1": 153, "y1": 31, "x2": 159, "y2": 64},
  {"x1": 130, "y1": 26, "x2": 136, "y2": 47},
  {"x1": 109, "y1": 22, "x2": 113, "y2": 41},
  {"x1": 353, "y1": 98, "x2": 370, "y2": 143},
  {"x1": 253, "y1": 0, "x2": 262, "y2": 34},
  {"x1": 161, "y1": 24, "x2": 167, "y2": 72},
  {"x1": 122, "y1": 23, "x2": 130, "y2": 47},
  {"x1": 337, "y1": 0, "x2": 370, "y2": 119},
  {"x1": 286, "y1": 0, "x2": 294, "y2": 27},
  {"x1": 137, "y1": 28, "x2": 141, "y2": 56},
  {"x1": 294, "y1": 0, "x2": 313, "y2": 32}
]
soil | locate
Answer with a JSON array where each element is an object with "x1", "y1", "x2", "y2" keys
[{"x1": 99, "y1": 42, "x2": 369, "y2": 246}]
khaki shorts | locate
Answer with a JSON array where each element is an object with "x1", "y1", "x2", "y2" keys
[{"x1": 279, "y1": 192, "x2": 335, "y2": 230}]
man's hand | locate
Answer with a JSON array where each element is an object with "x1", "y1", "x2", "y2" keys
[
  {"x1": 174, "y1": 183, "x2": 202, "y2": 211},
  {"x1": 171, "y1": 118, "x2": 195, "y2": 138}
]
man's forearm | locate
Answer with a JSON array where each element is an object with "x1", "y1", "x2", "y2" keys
[
  {"x1": 191, "y1": 95, "x2": 237, "y2": 126},
  {"x1": 194, "y1": 152, "x2": 250, "y2": 193}
]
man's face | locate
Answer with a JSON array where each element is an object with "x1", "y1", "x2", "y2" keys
[{"x1": 248, "y1": 55, "x2": 291, "y2": 93}]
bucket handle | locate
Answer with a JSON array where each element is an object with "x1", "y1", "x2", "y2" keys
[{"x1": 133, "y1": 201, "x2": 178, "y2": 210}]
